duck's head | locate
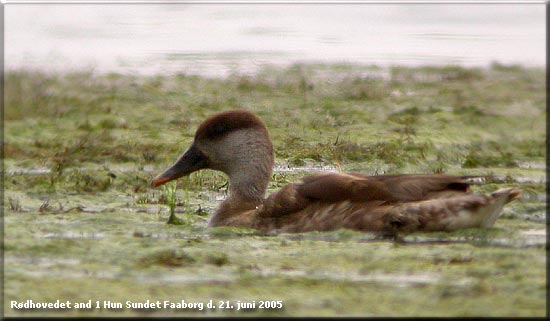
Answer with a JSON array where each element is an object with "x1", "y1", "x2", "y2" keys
[{"x1": 151, "y1": 110, "x2": 274, "y2": 197}]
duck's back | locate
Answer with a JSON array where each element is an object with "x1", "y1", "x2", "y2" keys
[{"x1": 253, "y1": 173, "x2": 519, "y2": 233}]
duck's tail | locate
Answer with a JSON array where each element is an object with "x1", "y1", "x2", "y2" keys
[
  {"x1": 384, "y1": 187, "x2": 521, "y2": 232},
  {"x1": 479, "y1": 187, "x2": 522, "y2": 228}
]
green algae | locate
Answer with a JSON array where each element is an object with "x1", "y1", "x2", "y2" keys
[{"x1": 3, "y1": 64, "x2": 546, "y2": 317}]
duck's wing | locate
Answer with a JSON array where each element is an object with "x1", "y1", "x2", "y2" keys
[
  {"x1": 298, "y1": 173, "x2": 476, "y2": 202},
  {"x1": 258, "y1": 173, "x2": 477, "y2": 218}
]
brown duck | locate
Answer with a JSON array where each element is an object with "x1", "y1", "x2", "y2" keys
[{"x1": 151, "y1": 110, "x2": 520, "y2": 234}]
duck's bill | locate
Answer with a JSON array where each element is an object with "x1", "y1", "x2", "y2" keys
[{"x1": 151, "y1": 144, "x2": 208, "y2": 188}]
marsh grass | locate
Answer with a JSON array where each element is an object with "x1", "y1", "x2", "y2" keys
[
  {"x1": 138, "y1": 249, "x2": 197, "y2": 268},
  {"x1": 8, "y1": 197, "x2": 23, "y2": 212},
  {"x1": 162, "y1": 182, "x2": 185, "y2": 225},
  {"x1": 3, "y1": 63, "x2": 546, "y2": 317}
]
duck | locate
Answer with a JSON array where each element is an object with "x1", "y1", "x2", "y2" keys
[{"x1": 151, "y1": 109, "x2": 521, "y2": 234}]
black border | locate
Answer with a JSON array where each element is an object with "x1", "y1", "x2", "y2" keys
[{"x1": 1, "y1": 2, "x2": 5, "y2": 319}]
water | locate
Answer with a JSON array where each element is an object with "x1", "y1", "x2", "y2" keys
[{"x1": 5, "y1": 4, "x2": 544, "y2": 77}]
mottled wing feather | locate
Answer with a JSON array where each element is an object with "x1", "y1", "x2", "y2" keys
[{"x1": 258, "y1": 183, "x2": 310, "y2": 217}]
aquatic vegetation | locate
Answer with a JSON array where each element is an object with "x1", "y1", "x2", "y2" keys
[
  {"x1": 3, "y1": 64, "x2": 545, "y2": 317},
  {"x1": 162, "y1": 182, "x2": 185, "y2": 225}
]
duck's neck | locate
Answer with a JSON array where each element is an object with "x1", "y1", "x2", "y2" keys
[{"x1": 210, "y1": 164, "x2": 272, "y2": 226}]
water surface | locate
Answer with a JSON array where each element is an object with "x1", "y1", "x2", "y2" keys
[{"x1": 6, "y1": 4, "x2": 545, "y2": 76}]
